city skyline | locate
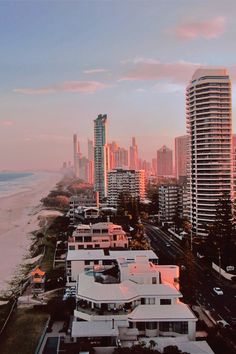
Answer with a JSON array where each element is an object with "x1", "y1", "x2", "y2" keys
[{"x1": 1, "y1": 1, "x2": 236, "y2": 170}]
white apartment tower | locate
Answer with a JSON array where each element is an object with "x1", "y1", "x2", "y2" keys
[
  {"x1": 108, "y1": 168, "x2": 145, "y2": 206},
  {"x1": 186, "y1": 68, "x2": 232, "y2": 237},
  {"x1": 94, "y1": 114, "x2": 109, "y2": 200}
]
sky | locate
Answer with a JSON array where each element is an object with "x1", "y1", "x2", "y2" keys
[{"x1": 1, "y1": 0, "x2": 236, "y2": 170}]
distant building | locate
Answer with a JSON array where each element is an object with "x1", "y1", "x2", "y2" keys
[
  {"x1": 129, "y1": 137, "x2": 139, "y2": 170},
  {"x1": 187, "y1": 68, "x2": 232, "y2": 236},
  {"x1": 87, "y1": 139, "x2": 94, "y2": 184},
  {"x1": 175, "y1": 135, "x2": 189, "y2": 180},
  {"x1": 73, "y1": 134, "x2": 79, "y2": 177},
  {"x1": 157, "y1": 145, "x2": 173, "y2": 177},
  {"x1": 107, "y1": 168, "x2": 145, "y2": 206},
  {"x1": 68, "y1": 222, "x2": 129, "y2": 251},
  {"x1": 69, "y1": 193, "x2": 99, "y2": 222},
  {"x1": 94, "y1": 114, "x2": 109, "y2": 199},
  {"x1": 158, "y1": 184, "x2": 188, "y2": 224},
  {"x1": 232, "y1": 134, "x2": 236, "y2": 199}
]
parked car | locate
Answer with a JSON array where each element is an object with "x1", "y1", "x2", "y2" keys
[{"x1": 213, "y1": 287, "x2": 224, "y2": 295}]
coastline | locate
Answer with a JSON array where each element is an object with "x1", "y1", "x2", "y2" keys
[{"x1": 0, "y1": 172, "x2": 61, "y2": 293}]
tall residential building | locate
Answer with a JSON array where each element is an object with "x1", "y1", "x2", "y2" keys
[
  {"x1": 175, "y1": 135, "x2": 189, "y2": 180},
  {"x1": 107, "y1": 168, "x2": 145, "y2": 206},
  {"x1": 73, "y1": 134, "x2": 79, "y2": 177},
  {"x1": 186, "y1": 68, "x2": 232, "y2": 237},
  {"x1": 94, "y1": 114, "x2": 109, "y2": 200},
  {"x1": 87, "y1": 139, "x2": 94, "y2": 184},
  {"x1": 232, "y1": 134, "x2": 236, "y2": 199},
  {"x1": 156, "y1": 145, "x2": 173, "y2": 177},
  {"x1": 129, "y1": 137, "x2": 139, "y2": 170}
]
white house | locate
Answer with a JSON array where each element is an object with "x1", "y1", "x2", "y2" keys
[
  {"x1": 71, "y1": 256, "x2": 198, "y2": 352},
  {"x1": 68, "y1": 222, "x2": 129, "y2": 251},
  {"x1": 66, "y1": 249, "x2": 158, "y2": 286}
]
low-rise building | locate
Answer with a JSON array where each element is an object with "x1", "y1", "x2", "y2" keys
[
  {"x1": 71, "y1": 256, "x2": 198, "y2": 351},
  {"x1": 68, "y1": 222, "x2": 129, "y2": 252},
  {"x1": 69, "y1": 193, "x2": 99, "y2": 222},
  {"x1": 66, "y1": 249, "x2": 158, "y2": 286}
]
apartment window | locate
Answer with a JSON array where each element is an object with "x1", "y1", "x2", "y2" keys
[
  {"x1": 78, "y1": 245, "x2": 84, "y2": 249},
  {"x1": 152, "y1": 277, "x2": 157, "y2": 284},
  {"x1": 69, "y1": 245, "x2": 75, "y2": 250},
  {"x1": 146, "y1": 298, "x2": 155, "y2": 305},
  {"x1": 84, "y1": 260, "x2": 90, "y2": 266},
  {"x1": 102, "y1": 229, "x2": 108, "y2": 234},
  {"x1": 94, "y1": 260, "x2": 99, "y2": 265},
  {"x1": 84, "y1": 236, "x2": 92, "y2": 242},
  {"x1": 75, "y1": 236, "x2": 83, "y2": 242},
  {"x1": 160, "y1": 299, "x2": 171, "y2": 305},
  {"x1": 93, "y1": 229, "x2": 100, "y2": 234},
  {"x1": 113, "y1": 235, "x2": 117, "y2": 241},
  {"x1": 146, "y1": 322, "x2": 157, "y2": 330},
  {"x1": 95, "y1": 244, "x2": 100, "y2": 248}
]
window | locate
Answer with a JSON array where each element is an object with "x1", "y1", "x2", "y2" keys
[
  {"x1": 93, "y1": 229, "x2": 100, "y2": 234},
  {"x1": 95, "y1": 244, "x2": 100, "y2": 248},
  {"x1": 69, "y1": 245, "x2": 75, "y2": 250},
  {"x1": 94, "y1": 260, "x2": 99, "y2": 265},
  {"x1": 146, "y1": 322, "x2": 157, "y2": 330},
  {"x1": 152, "y1": 277, "x2": 157, "y2": 284},
  {"x1": 78, "y1": 245, "x2": 84, "y2": 249},
  {"x1": 84, "y1": 236, "x2": 92, "y2": 242},
  {"x1": 102, "y1": 229, "x2": 108, "y2": 234},
  {"x1": 75, "y1": 236, "x2": 83, "y2": 242},
  {"x1": 160, "y1": 299, "x2": 171, "y2": 305},
  {"x1": 146, "y1": 298, "x2": 155, "y2": 305},
  {"x1": 113, "y1": 235, "x2": 117, "y2": 241},
  {"x1": 84, "y1": 260, "x2": 90, "y2": 265}
]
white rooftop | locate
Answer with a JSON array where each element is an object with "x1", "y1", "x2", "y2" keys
[
  {"x1": 67, "y1": 249, "x2": 158, "y2": 261},
  {"x1": 144, "y1": 338, "x2": 214, "y2": 354},
  {"x1": 71, "y1": 321, "x2": 118, "y2": 338},
  {"x1": 128, "y1": 304, "x2": 197, "y2": 322},
  {"x1": 77, "y1": 274, "x2": 181, "y2": 302}
]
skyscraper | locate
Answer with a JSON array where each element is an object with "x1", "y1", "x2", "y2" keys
[
  {"x1": 129, "y1": 137, "x2": 138, "y2": 170},
  {"x1": 156, "y1": 145, "x2": 173, "y2": 177},
  {"x1": 94, "y1": 114, "x2": 109, "y2": 199},
  {"x1": 73, "y1": 134, "x2": 79, "y2": 177},
  {"x1": 88, "y1": 139, "x2": 94, "y2": 184},
  {"x1": 186, "y1": 68, "x2": 232, "y2": 237},
  {"x1": 175, "y1": 135, "x2": 189, "y2": 180}
]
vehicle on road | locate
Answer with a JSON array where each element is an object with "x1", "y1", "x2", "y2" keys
[
  {"x1": 213, "y1": 287, "x2": 224, "y2": 295},
  {"x1": 165, "y1": 243, "x2": 170, "y2": 247}
]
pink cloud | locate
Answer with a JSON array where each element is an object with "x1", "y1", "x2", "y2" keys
[
  {"x1": 119, "y1": 58, "x2": 201, "y2": 83},
  {"x1": 13, "y1": 80, "x2": 108, "y2": 94},
  {"x1": 174, "y1": 16, "x2": 226, "y2": 40},
  {"x1": 83, "y1": 68, "x2": 110, "y2": 74},
  {"x1": 1, "y1": 120, "x2": 14, "y2": 126}
]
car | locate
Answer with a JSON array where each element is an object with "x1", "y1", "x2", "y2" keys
[
  {"x1": 165, "y1": 243, "x2": 171, "y2": 247},
  {"x1": 213, "y1": 287, "x2": 224, "y2": 295}
]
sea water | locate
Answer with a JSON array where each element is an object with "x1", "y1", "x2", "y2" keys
[{"x1": 0, "y1": 172, "x2": 47, "y2": 198}]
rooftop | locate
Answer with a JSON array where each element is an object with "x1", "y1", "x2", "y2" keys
[{"x1": 67, "y1": 249, "x2": 158, "y2": 261}]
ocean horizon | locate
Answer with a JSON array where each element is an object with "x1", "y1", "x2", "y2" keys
[{"x1": 0, "y1": 172, "x2": 55, "y2": 198}]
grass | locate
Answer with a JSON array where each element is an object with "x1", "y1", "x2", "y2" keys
[{"x1": 0, "y1": 308, "x2": 48, "y2": 354}]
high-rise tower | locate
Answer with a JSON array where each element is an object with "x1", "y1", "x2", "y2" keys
[
  {"x1": 175, "y1": 135, "x2": 189, "y2": 181},
  {"x1": 129, "y1": 137, "x2": 138, "y2": 170},
  {"x1": 156, "y1": 145, "x2": 173, "y2": 177},
  {"x1": 186, "y1": 68, "x2": 232, "y2": 237},
  {"x1": 73, "y1": 134, "x2": 79, "y2": 177},
  {"x1": 94, "y1": 114, "x2": 109, "y2": 199}
]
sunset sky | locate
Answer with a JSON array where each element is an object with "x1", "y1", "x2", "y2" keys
[{"x1": 1, "y1": 0, "x2": 236, "y2": 170}]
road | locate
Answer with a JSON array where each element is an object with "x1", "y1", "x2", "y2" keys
[{"x1": 145, "y1": 224, "x2": 236, "y2": 327}]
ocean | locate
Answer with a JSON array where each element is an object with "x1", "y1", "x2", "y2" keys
[{"x1": 0, "y1": 172, "x2": 46, "y2": 198}]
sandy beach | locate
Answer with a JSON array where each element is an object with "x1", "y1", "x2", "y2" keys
[{"x1": 0, "y1": 173, "x2": 61, "y2": 293}]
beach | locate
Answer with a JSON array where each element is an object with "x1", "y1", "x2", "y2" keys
[{"x1": 0, "y1": 173, "x2": 61, "y2": 293}]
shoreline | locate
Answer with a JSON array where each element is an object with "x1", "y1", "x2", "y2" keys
[{"x1": 0, "y1": 172, "x2": 62, "y2": 294}]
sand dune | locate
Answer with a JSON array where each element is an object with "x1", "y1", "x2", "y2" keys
[{"x1": 0, "y1": 173, "x2": 61, "y2": 293}]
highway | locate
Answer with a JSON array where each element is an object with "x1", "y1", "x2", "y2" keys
[{"x1": 145, "y1": 224, "x2": 236, "y2": 328}]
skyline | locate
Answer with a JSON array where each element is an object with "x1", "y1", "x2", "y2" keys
[{"x1": 1, "y1": 1, "x2": 236, "y2": 170}]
